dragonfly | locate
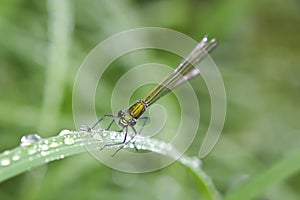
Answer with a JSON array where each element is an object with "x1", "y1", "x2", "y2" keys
[{"x1": 91, "y1": 35, "x2": 218, "y2": 155}]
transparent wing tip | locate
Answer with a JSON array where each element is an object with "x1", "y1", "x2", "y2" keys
[
  {"x1": 202, "y1": 34, "x2": 209, "y2": 42},
  {"x1": 181, "y1": 34, "x2": 218, "y2": 67},
  {"x1": 200, "y1": 35, "x2": 218, "y2": 53}
]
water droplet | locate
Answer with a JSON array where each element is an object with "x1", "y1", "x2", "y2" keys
[
  {"x1": 129, "y1": 143, "x2": 135, "y2": 149},
  {"x1": 21, "y1": 134, "x2": 42, "y2": 146},
  {"x1": 60, "y1": 154, "x2": 65, "y2": 159},
  {"x1": 3, "y1": 150, "x2": 10, "y2": 155},
  {"x1": 40, "y1": 151, "x2": 49, "y2": 156},
  {"x1": 39, "y1": 144, "x2": 49, "y2": 151},
  {"x1": 1, "y1": 158, "x2": 11, "y2": 166},
  {"x1": 49, "y1": 141, "x2": 59, "y2": 148},
  {"x1": 12, "y1": 154, "x2": 21, "y2": 161},
  {"x1": 102, "y1": 132, "x2": 107, "y2": 137},
  {"x1": 190, "y1": 159, "x2": 201, "y2": 169},
  {"x1": 64, "y1": 137, "x2": 75, "y2": 145},
  {"x1": 27, "y1": 146, "x2": 37, "y2": 155},
  {"x1": 116, "y1": 135, "x2": 123, "y2": 140},
  {"x1": 110, "y1": 134, "x2": 116, "y2": 139},
  {"x1": 59, "y1": 129, "x2": 71, "y2": 136},
  {"x1": 180, "y1": 157, "x2": 201, "y2": 169},
  {"x1": 79, "y1": 124, "x2": 91, "y2": 131},
  {"x1": 93, "y1": 133, "x2": 102, "y2": 141},
  {"x1": 149, "y1": 143, "x2": 155, "y2": 149}
]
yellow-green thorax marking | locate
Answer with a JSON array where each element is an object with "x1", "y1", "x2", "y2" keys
[{"x1": 118, "y1": 100, "x2": 148, "y2": 128}]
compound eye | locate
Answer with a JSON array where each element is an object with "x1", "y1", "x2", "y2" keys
[
  {"x1": 118, "y1": 109, "x2": 125, "y2": 117},
  {"x1": 129, "y1": 118, "x2": 137, "y2": 126}
]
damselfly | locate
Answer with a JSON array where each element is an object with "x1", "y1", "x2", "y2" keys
[{"x1": 92, "y1": 35, "x2": 218, "y2": 154}]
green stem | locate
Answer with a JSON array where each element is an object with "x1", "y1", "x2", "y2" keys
[
  {"x1": 180, "y1": 157, "x2": 221, "y2": 200},
  {"x1": 225, "y1": 148, "x2": 300, "y2": 200},
  {"x1": 0, "y1": 129, "x2": 219, "y2": 199},
  {"x1": 39, "y1": 0, "x2": 73, "y2": 132}
]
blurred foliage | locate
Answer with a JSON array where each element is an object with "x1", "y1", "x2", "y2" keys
[{"x1": 0, "y1": 0, "x2": 300, "y2": 199}]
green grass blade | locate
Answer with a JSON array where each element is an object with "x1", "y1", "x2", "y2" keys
[
  {"x1": 225, "y1": 148, "x2": 300, "y2": 200},
  {"x1": 0, "y1": 129, "x2": 220, "y2": 199}
]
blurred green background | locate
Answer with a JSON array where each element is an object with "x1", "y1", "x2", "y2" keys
[{"x1": 0, "y1": 0, "x2": 300, "y2": 199}]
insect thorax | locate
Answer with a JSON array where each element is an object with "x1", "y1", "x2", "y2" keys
[{"x1": 128, "y1": 100, "x2": 147, "y2": 118}]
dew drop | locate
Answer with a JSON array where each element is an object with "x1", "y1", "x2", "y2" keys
[
  {"x1": 39, "y1": 144, "x2": 49, "y2": 151},
  {"x1": 110, "y1": 134, "x2": 116, "y2": 140},
  {"x1": 59, "y1": 129, "x2": 71, "y2": 136},
  {"x1": 79, "y1": 124, "x2": 91, "y2": 131},
  {"x1": 93, "y1": 133, "x2": 102, "y2": 141},
  {"x1": 129, "y1": 143, "x2": 135, "y2": 149},
  {"x1": 20, "y1": 134, "x2": 42, "y2": 146},
  {"x1": 180, "y1": 157, "x2": 201, "y2": 169},
  {"x1": 149, "y1": 143, "x2": 155, "y2": 149},
  {"x1": 27, "y1": 147, "x2": 37, "y2": 155},
  {"x1": 3, "y1": 150, "x2": 10, "y2": 155},
  {"x1": 190, "y1": 159, "x2": 201, "y2": 169},
  {"x1": 12, "y1": 154, "x2": 21, "y2": 161},
  {"x1": 49, "y1": 141, "x2": 59, "y2": 148},
  {"x1": 64, "y1": 137, "x2": 75, "y2": 145},
  {"x1": 40, "y1": 151, "x2": 49, "y2": 156},
  {"x1": 1, "y1": 158, "x2": 11, "y2": 166},
  {"x1": 116, "y1": 135, "x2": 123, "y2": 140},
  {"x1": 60, "y1": 154, "x2": 65, "y2": 159},
  {"x1": 102, "y1": 132, "x2": 107, "y2": 137}
]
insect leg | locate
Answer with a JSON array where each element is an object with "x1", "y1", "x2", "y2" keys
[
  {"x1": 111, "y1": 126, "x2": 129, "y2": 156},
  {"x1": 91, "y1": 114, "x2": 118, "y2": 129},
  {"x1": 100, "y1": 126, "x2": 127, "y2": 149},
  {"x1": 138, "y1": 116, "x2": 149, "y2": 135}
]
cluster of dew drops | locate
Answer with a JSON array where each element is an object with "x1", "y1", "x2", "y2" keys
[
  {"x1": 0, "y1": 130, "x2": 77, "y2": 168},
  {"x1": 0, "y1": 127, "x2": 182, "y2": 169}
]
